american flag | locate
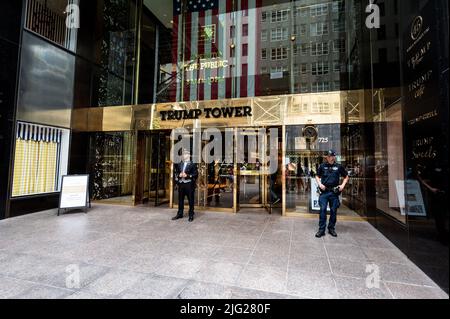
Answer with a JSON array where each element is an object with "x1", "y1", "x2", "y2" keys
[
  {"x1": 173, "y1": 0, "x2": 219, "y2": 15},
  {"x1": 171, "y1": 0, "x2": 262, "y2": 102}
]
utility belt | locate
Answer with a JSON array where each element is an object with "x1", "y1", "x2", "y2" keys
[
  {"x1": 317, "y1": 185, "x2": 341, "y2": 195},
  {"x1": 177, "y1": 179, "x2": 194, "y2": 185}
]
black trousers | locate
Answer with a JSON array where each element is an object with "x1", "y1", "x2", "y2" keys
[{"x1": 177, "y1": 182, "x2": 195, "y2": 217}]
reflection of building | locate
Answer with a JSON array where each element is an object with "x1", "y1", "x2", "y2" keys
[
  {"x1": 0, "y1": 0, "x2": 448, "y2": 292},
  {"x1": 170, "y1": 0, "x2": 262, "y2": 101},
  {"x1": 258, "y1": 0, "x2": 347, "y2": 96},
  {"x1": 287, "y1": 92, "x2": 343, "y2": 125}
]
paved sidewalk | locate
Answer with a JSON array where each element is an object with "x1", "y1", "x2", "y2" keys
[{"x1": 0, "y1": 205, "x2": 448, "y2": 299}]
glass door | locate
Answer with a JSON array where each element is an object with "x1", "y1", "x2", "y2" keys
[
  {"x1": 139, "y1": 131, "x2": 171, "y2": 206},
  {"x1": 235, "y1": 127, "x2": 283, "y2": 213},
  {"x1": 237, "y1": 129, "x2": 264, "y2": 208},
  {"x1": 197, "y1": 129, "x2": 235, "y2": 210},
  {"x1": 264, "y1": 127, "x2": 282, "y2": 214},
  {"x1": 171, "y1": 129, "x2": 235, "y2": 212}
]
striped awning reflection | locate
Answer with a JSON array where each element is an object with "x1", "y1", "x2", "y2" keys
[{"x1": 16, "y1": 122, "x2": 63, "y2": 143}]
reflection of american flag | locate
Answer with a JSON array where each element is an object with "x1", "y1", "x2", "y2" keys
[
  {"x1": 171, "y1": 0, "x2": 262, "y2": 102},
  {"x1": 173, "y1": 0, "x2": 219, "y2": 15}
]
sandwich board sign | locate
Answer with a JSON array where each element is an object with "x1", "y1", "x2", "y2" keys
[
  {"x1": 395, "y1": 180, "x2": 426, "y2": 217},
  {"x1": 58, "y1": 175, "x2": 90, "y2": 216}
]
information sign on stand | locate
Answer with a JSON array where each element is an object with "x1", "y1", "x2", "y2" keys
[{"x1": 58, "y1": 175, "x2": 90, "y2": 216}]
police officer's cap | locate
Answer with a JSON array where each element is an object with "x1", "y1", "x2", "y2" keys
[{"x1": 325, "y1": 150, "x2": 337, "y2": 156}]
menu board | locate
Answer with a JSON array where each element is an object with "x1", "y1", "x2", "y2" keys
[{"x1": 58, "y1": 175, "x2": 89, "y2": 215}]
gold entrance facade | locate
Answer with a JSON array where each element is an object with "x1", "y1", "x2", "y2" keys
[{"x1": 72, "y1": 90, "x2": 381, "y2": 218}]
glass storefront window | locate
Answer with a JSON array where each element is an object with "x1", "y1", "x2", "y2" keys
[
  {"x1": 89, "y1": 131, "x2": 136, "y2": 204},
  {"x1": 12, "y1": 122, "x2": 70, "y2": 197},
  {"x1": 75, "y1": 0, "x2": 139, "y2": 107},
  {"x1": 285, "y1": 124, "x2": 347, "y2": 214},
  {"x1": 148, "y1": 0, "x2": 354, "y2": 103},
  {"x1": 373, "y1": 103, "x2": 406, "y2": 223}
]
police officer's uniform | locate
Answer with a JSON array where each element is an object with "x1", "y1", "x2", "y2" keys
[{"x1": 316, "y1": 158, "x2": 348, "y2": 233}]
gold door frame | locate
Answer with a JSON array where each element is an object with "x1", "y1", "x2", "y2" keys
[
  {"x1": 171, "y1": 128, "x2": 237, "y2": 214},
  {"x1": 236, "y1": 128, "x2": 265, "y2": 210},
  {"x1": 71, "y1": 90, "x2": 370, "y2": 216},
  {"x1": 170, "y1": 126, "x2": 273, "y2": 214}
]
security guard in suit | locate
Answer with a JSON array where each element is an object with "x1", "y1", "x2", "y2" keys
[
  {"x1": 315, "y1": 150, "x2": 349, "y2": 238},
  {"x1": 172, "y1": 150, "x2": 198, "y2": 222}
]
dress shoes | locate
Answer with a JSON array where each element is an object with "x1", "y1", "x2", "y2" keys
[
  {"x1": 188, "y1": 215, "x2": 194, "y2": 222},
  {"x1": 315, "y1": 230, "x2": 326, "y2": 238},
  {"x1": 328, "y1": 229, "x2": 338, "y2": 237},
  {"x1": 172, "y1": 214, "x2": 183, "y2": 220}
]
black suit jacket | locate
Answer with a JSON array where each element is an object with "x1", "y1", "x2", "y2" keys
[{"x1": 174, "y1": 161, "x2": 198, "y2": 184}]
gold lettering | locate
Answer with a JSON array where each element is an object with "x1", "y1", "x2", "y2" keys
[{"x1": 409, "y1": 70, "x2": 433, "y2": 93}]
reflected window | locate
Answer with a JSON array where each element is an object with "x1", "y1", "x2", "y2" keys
[
  {"x1": 312, "y1": 81, "x2": 330, "y2": 92},
  {"x1": 332, "y1": 0, "x2": 345, "y2": 13},
  {"x1": 333, "y1": 39, "x2": 346, "y2": 53},
  {"x1": 242, "y1": 43, "x2": 248, "y2": 57},
  {"x1": 271, "y1": 66, "x2": 287, "y2": 74},
  {"x1": 297, "y1": 7, "x2": 309, "y2": 18},
  {"x1": 301, "y1": 44, "x2": 310, "y2": 56},
  {"x1": 271, "y1": 47, "x2": 288, "y2": 60},
  {"x1": 312, "y1": 62, "x2": 329, "y2": 75},
  {"x1": 299, "y1": 24, "x2": 307, "y2": 36},
  {"x1": 261, "y1": 30, "x2": 268, "y2": 41},
  {"x1": 300, "y1": 83, "x2": 309, "y2": 93},
  {"x1": 230, "y1": 25, "x2": 236, "y2": 38},
  {"x1": 261, "y1": 11, "x2": 268, "y2": 22},
  {"x1": 271, "y1": 9, "x2": 290, "y2": 23},
  {"x1": 333, "y1": 20, "x2": 346, "y2": 32},
  {"x1": 243, "y1": 24, "x2": 248, "y2": 37},
  {"x1": 261, "y1": 48, "x2": 267, "y2": 60},
  {"x1": 271, "y1": 28, "x2": 289, "y2": 42},
  {"x1": 310, "y1": 3, "x2": 328, "y2": 17},
  {"x1": 311, "y1": 22, "x2": 329, "y2": 36},
  {"x1": 333, "y1": 61, "x2": 341, "y2": 72},
  {"x1": 311, "y1": 42, "x2": 329, "y2": 56}
]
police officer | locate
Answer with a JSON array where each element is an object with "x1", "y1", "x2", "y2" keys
[
  {"x1": 172, "y1": 149, "x2": 198, "y2": 222},
  {"x1": 315, "y1": 150, "x2": 349, "y2": 238}
]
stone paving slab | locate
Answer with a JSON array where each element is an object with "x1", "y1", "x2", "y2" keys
[{"x1": 0, "y1": 205, "x2": 448, "y2": 299}]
